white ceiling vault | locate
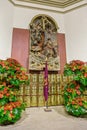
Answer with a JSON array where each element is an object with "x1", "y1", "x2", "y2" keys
[{"x1": 9, "y1": 0, "x2": 87, "y2": 13}]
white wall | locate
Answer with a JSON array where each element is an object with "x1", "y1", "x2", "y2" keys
[
  {"x1": 64, "y1": 6, "x2": 87, "y2": 62},
  {"x1": 0, "y1": 0, "x2": 14, "y2": 60},
  {"x1": 0, "y1": 1, "x2": 65, "y2": 60},
  {"x1": 13, "y1": 7, "x2": 65, "y2": 33}
]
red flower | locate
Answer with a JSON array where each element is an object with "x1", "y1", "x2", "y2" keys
[
  {"x1": 2, "y1": 82, "x2": 6, "y2": 86},
  {"x1": 72, "y1": 101, "x2": 76, "y2": 105},
  {"x1": 78, "y1": 102, "x2": 83, "y2": 106},
  {"x1": 76, "y1": 90, "x2": 81, "y2": 95},
  {"x1": 0, "y1": 93, "x2": 3, "y2": 98},
  {"x1": 75, "y1": 85, "x2": 80, "y2": 90},
  {"x1": 84, "y1": 72, "x2": 87, "y2": 78}
]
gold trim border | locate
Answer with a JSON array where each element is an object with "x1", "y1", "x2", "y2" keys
[
  {"x1": 9, "y1": 0, "x2": 87, "y2": 14},
  {"x1": 15, "y1": 0, "x2": 84, "y2": 8}
]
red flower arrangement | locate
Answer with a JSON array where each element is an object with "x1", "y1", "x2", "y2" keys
[
  {"x1": 64, "y1": 60, "x2": 87, "y2": 117},
  {"x1": 0, "y1": 58, "x2": 29, "y2": 125}
]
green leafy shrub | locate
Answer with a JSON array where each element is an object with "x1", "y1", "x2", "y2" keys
[
  {"x1": 64, "y1": 60, "x2": 87, "y2": 117},
  {"x1": 0, "y1": 58, "x2": 29, "y2": 125}
]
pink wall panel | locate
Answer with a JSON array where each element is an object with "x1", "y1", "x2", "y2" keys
[
  {"x1": 58, "y1": 33, "x2": 66, "y2": 73},
  {"x1": 11, "y1": 28, "x2": 66, "y2": 73},
  {"x1": 11, "y1": 28, "x2": 30, "y2": 69}
]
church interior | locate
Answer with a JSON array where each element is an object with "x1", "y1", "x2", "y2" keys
[{"x1": 0, "y1": 0, "x2": 87, "y2": 129}]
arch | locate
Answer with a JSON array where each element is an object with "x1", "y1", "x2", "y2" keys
[
  {"x1": 29, "y1": 14, "x2": 59, "y2": 31},
  {"x1": 29, "y1": 14, "x2": 60, "y2": 71}
]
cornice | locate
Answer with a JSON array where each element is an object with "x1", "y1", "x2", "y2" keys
[
  {"x1": 14, "y1": 0, "x2": 84, "y2": 8},
  {"x1": 9, "y1": 0, "x2": 87, "y2": 14}
]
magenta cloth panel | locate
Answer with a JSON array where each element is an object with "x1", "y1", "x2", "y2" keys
[{"x1": 44, "y1": 61, "x2": 49, "y2": 101}]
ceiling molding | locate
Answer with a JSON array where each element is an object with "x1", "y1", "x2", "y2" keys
[
  {"x1": 9, "y1": 0, "x2": 87, "y2": 13},
  {"x1": 13, "y1": 0, "x2": 84, "y2": 8}
]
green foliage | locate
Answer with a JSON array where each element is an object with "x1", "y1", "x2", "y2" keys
[
  {"x1": 0, "y1": 103, "x2": 26, "y2": 124},
  {"x1": 63, "y1": 60, "x2": 87, "y2": 117},
  {"x1": 0, "y1": 58, "x2": 29, "y2": 125}
]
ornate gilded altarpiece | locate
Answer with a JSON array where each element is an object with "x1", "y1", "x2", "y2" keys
[{"x1": 29, "y1": 15, "x2": 60, "y2": 71}]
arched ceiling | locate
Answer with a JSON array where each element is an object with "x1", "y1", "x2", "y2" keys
[{"x1": 9, "y1": 0, "x2": 87, "y2": 13}]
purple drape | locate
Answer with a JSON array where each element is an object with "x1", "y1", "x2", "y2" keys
[{"x1": 44, "y1": 61, "x2": 48, "y2": 101}]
